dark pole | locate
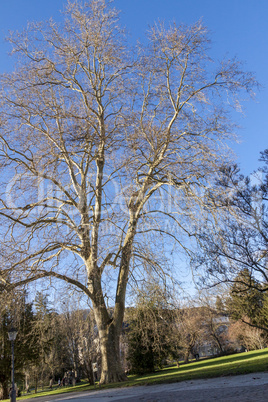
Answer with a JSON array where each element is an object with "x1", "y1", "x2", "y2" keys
[
  {"x1": 10, "y1": 339, "x2": 16, "y2": 402},
  {"x1": 8, "y1": 328, "x2": 17, "y2": 402}
]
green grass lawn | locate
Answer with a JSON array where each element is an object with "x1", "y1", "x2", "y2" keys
[{"x1": 12, "y1": 348, "x2": 268, "y2": 401}]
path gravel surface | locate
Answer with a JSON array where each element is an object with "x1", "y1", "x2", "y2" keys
[{"x1": 20, "y1": 372, "x2": 268, "y2": 402}]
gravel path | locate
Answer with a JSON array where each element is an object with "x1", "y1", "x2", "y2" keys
[{"x1": 20, "y1": 372, "x2": 268, "y2": 402}]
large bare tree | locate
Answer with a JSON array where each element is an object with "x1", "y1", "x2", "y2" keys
[{"x1": 0, "y1": 0, "x2": 255, "y2": 383}]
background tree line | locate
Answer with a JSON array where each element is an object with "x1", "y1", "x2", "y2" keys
[
  {"x1": 0, "y1": 290, "x2": 99, "y2": 399},
  {"x1": 2, "y1": 269, "x2": 268, "y2": 398}
]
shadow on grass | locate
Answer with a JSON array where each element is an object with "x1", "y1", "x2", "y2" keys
[
  {"x1": 15, "y1": 349, "x2": 268, "y2": 400},
  {"x1": 130, "y1": 349, "x2": 268, "y2": 381},
  {"x1": 175, "y1": 350, "x2": 267, "y2": 371}
]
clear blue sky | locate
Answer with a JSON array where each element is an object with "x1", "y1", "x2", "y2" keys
[{"x1": 0, "y1": 0, "x2": 267, "y2": 175}]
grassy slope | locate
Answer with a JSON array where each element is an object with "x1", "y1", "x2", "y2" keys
[
  {"x1": 13, "y1": 348, "x2": 268, "y2": 401},
  {"x1": 131, "y1": 348, "x2": 268, "y2": 385}
]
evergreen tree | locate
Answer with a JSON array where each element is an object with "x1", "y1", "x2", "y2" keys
[
  {"x1": 0, "y1": 290, "x2": 38, "y2": 399},
  {"x1": 29, "y1": 292, "x2": 67, "y2": 391},
  {"x1": 126, "y1": 285, "x2": 177, "y2": 374},
  {"x1": 227, "y1": 269, "x2": 268, "y2": 333}
]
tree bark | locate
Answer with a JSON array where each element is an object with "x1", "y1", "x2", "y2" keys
[
  {"x1": 97, "y1": 319, "x2": 127, "y2": 383},
  {"x1": 34, "y1": 372, "x2": 38, "y2": 393},
  {"x1": 184, "y1": 348, "x2": 191, "y2": 364},
  {"x1": 88, "y1": 270, "x2": 128, "y2": 384},
  {"x1": 1, "y1": 379, "x2": 9, "y2": 400},
  {"x1": 84, "y1": 358, "x2": 94, "y2": 385},
  {"x1": 86, "y1": 215, "x2": 137, "y2": 384}
]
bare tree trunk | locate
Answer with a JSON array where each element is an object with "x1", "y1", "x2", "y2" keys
[
  {"x1": 87, "y1": 216, "x2": 136, "y2": 384},
  {"x1": 1, "y1": 379, "x2": 9, "y2": 400},
  {"x1": 84, "y1": 358, "x2": 94, "y2": 385},
  {"x1": 92, "y1": 290, "x2": 127, "y2": 384},
  {"x1": 97, "y1": 220, "x2": 137, "y2": 383},
  {"x1": 184, "y1": 350, "x2": 190, "y2": 364},
  {"x1": 98, "y1": 322, "x2": 127, "y2": 383},
  {"x1": 213, "y1": 335, "x2": 224, "y2": 354},
  {"x1": 25, "y1": 373, "x2": 30, "y2": 393},
  {"x1": 34, "y1": 373, "x2": 38, "y2": 393}
]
